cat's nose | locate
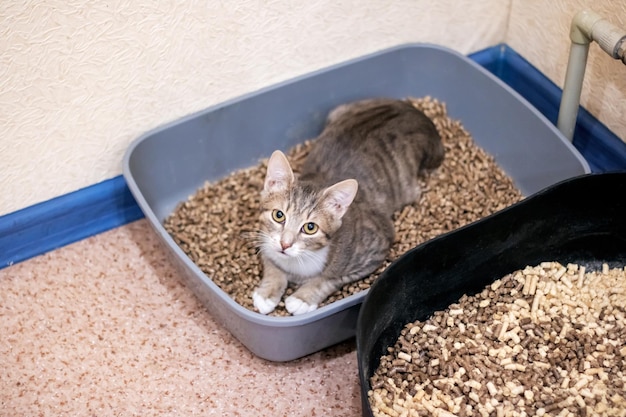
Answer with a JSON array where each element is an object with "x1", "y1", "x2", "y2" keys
[{"x1": 280, "y1": 241, "x2": 292, "y2": 251}]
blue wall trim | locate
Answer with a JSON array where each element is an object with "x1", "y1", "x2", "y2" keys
[
  {"x1": 1, "y1": 43, "x2": 625, "y2": 269},
  {"x1": 470, "y1": 44, "x2": 626, "y2": 172},
  {"x1": 0, "y1": 176, "x2": 144, "y2": 268}
]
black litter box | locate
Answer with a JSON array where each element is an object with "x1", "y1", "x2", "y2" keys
[{"x1": 356, "y1": 171, "x2": 626, "y2": 416}]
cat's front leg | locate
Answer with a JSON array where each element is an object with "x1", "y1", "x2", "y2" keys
[
  {"x1": 285, "y1": 276, "x2": 339, "y2": 315},
  {"x1": 253, "y1": 260, "x2": 288, "y2": 314}
]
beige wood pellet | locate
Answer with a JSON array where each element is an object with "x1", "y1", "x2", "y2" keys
[
  {"x1": 163, "y1": 97, "x2": 523, "y2": 316},
  {"x1": 369, "y1": 262, "x2": 626, "y2": 417}
]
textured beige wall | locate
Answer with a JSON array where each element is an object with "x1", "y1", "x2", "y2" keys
[
  {"x1": 2, "y1": 2, "x2": 625, "y2": 218},
  {"x1": 0, "y1": 1, "x2": 511, "y2": 216},
  {"x1": 507, "y1": 0, "x2": 626, "y2": 142}
]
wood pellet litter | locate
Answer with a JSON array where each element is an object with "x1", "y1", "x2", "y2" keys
[
  {"x1": 163, "y1": 97, "x2": 523, "y2": 316},
  {"x1": 369, "y1": 262, "x2": 626, "y2": 417}
]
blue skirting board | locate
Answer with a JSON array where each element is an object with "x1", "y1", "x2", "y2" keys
[{"x1": 1, "y1": 43, "x2": 625, "y2": 269}]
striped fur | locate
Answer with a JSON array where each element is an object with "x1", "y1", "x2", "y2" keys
[{"x1": 252, "y1": 98, "x2": 444, "y2": 315}]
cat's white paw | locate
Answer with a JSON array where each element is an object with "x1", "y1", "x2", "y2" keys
[
  {"x1": 285, "y1": 295, "x2": 318, "y2": 315},
  {"x1": 253, "y1": 291, "x2": 278, "y2": 315}
]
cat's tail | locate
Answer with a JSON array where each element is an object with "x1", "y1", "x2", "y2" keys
[
  {"x1": 420, "y1": 121, "x2": 446, "y2": 171},
  {"x1": 420, "y1": 129, "x2": 445, "y2": 171}
]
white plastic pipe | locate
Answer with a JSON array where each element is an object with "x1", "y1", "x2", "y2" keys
[
  {"x1": 558, "y1": 43, "x2": 590, "y2": 141},
  {"x1": 557, "y1": 10, "x2": 626, "y2": 141}
]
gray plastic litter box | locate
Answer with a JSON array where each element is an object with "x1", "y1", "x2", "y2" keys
[{"x1": 123, "y1": 43, "x2": 590, "y2": 362}]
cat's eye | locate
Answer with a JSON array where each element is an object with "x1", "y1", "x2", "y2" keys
[
  {"x1": 271, "y1": 209, "x2": 286, "y2": 223},
  {"x1": 301, "y1": 222, "x2": 319, "y2": 235}
]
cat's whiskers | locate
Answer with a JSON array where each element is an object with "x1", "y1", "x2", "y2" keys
[{"x1": 241, "y1": 230, "x2": 271, "y2": 251}]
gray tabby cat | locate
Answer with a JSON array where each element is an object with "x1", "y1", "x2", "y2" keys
[{"x1": 252, "y1": 98, "x2": 444, "y2": 315}]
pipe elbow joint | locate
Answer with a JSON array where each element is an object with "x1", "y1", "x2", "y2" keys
[
  {"x1": 570, "y1": 10, "x2": 601, "y2": 44},
  {"x1": 571, "y1": 9, "x2": 626, "y2": 62}
]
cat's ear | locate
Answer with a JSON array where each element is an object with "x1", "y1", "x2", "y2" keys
[
  {"x1": 264, "y1": 150, "x2": 294, "y2": 193},
  {"x1": 321, "y1": 179, "x2": 358, "y2": 218}
]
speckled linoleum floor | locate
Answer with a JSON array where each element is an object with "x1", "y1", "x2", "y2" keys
[{"x1": 0, "y1": 219, "x2": 362, "y2": 416}]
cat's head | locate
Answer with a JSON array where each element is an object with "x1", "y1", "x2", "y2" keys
[{"x1": 256, "y1": 150, "x2": 358, "y2": 273}]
